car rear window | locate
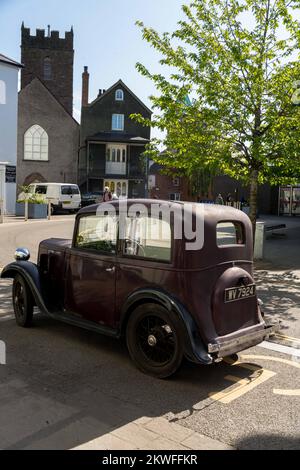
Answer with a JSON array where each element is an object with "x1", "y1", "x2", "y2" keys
[{"x1": 216, "y1": 222, "x2": 245, "y2": 246}]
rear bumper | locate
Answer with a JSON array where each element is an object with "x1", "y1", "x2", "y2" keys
[{"x1": 208, "y1": 321, "x2": 280, "y2": 358}]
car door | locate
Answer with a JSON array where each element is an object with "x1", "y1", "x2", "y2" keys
[{"x1": 64, "y1": 213, "x2": 118, "y2": 328}]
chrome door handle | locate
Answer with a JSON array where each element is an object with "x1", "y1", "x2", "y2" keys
[{"x1": 105, "y1": 267, "x2": 115, "y2": 273}]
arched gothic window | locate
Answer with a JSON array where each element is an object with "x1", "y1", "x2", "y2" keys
[{"x1": 24, "y1": 125, "x2": 49, "y2": 161}]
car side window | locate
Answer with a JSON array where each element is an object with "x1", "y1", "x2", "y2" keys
[
  {"x1": 75, "y1": 215, "x2": 118, "y2": 253},
  {"x1": 123, "y1": 216, "x2": 171, "y2": 262}
]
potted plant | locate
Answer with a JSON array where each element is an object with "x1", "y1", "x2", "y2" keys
[{"x1": 16, "y1": 185, "x2": 48, "y2": 219}]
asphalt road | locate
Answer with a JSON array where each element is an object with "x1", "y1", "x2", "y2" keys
[
  {"x1": 0, "y1": 215, "x2": 75, "y2": 267},
  {"x1": 0, "y1": 216, "x2": 299, "y2": 450}
]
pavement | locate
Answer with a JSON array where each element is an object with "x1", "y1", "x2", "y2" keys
[
  {"x1": 257, "y1": 215, "x2": 300, "y2": 276},
  {"x1": 0, "y1": 214, "x2": 299, "y2": 450}
]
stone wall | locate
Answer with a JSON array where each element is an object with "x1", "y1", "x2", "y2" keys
[{"x1": 17, "y1": 79, "x2": 79, "y2": 189}]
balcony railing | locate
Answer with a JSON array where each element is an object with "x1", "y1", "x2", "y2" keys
[{"x1": 105, "y1": 162, "x2": 126, "y2": 175}]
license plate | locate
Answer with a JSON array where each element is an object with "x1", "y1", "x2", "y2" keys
[
  {"x1": 225, "y1": 284, "x2": 256, "y2": 303},
  {"x1": 63, "y1": 201, "x2": 71, "y2": 204}
]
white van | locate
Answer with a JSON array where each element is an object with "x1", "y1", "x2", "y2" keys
[{"x1": 28, "y1": 183, "x2": 81, "y2": 214}]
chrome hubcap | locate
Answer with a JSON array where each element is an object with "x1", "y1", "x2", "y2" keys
[{"x1": 147, "y1": 334, "x2": 157, "y2": 347}]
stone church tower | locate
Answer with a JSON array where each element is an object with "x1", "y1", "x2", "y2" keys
[
  {"x1": 17, "y1": 24, "x2": 79, "y2": 189},
  {"x1": 20, "y1": 23, "x2": 74, "y2": 115}
]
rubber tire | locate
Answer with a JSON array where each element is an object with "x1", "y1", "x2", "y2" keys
[
  {"x1": 126, "y1": 303, "x2": 184, "y2": 379},
  {"x1": 12, "y1": 275, "x2": 34, "y2": 328}
]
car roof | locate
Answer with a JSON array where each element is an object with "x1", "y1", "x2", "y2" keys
[{"x1": 77, "y1": 198, "x2": 249, "y2": 222}]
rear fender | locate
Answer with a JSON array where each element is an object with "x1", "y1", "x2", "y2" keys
[
  {"x1": 1, "y1": 261, "x2": 48, "y2": 314},
  {"x1": 120, "y1": 289, "x2": 213, "y2": 365}
]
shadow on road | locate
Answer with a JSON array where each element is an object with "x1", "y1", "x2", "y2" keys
[
  {"x1": 235, "y1": 434, "x2": 300, "y2": 450},
  {"x1": 255, "y1": 270, "x2": 300, "y2": 327},
  {"x1": 0, "y1": 311, "x2": 274, "y2": 450}
]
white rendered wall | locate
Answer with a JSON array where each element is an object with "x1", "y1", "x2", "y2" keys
[{"x1": 0, "y1": 61, "x2": 19, "y2": 214}]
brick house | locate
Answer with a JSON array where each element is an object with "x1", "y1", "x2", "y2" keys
[{"x1": 148, "y1": 162, "x2": 191, "y2": 201}]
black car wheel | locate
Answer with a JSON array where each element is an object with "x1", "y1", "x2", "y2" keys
[
  {"x1": 12, "y1": 275, "x2": 34, "y2": 327},
  {"x1": 126, "y1": 303, "x2": 184, "y2": 378}
]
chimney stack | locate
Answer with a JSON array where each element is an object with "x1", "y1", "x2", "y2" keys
[{"x1": 82, "y1": 66, "x2": 89, "y2": 107}]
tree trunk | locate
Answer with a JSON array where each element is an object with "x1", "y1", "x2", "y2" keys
[{"x1": 249, "y1": 169, "x2": 259, "y2": 246}]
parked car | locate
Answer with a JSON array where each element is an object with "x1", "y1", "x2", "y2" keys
[
  {"x1": 1, "y1": 200, "x2": 279, "y2": 378},
  {"x1": 81, "y1": 191, "x2": 104, "y2": 208},
  {"x1": 23, "y1": 183, "x2": 81, "y2": 214}
]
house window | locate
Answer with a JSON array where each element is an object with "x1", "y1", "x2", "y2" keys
[
  {"x1": 115, "y1": 89, "x2": 124, "y2": 101},
  {"x1": 106, "y1": 145, "x2": 127, "y2": 175},
  {"x1": 172, "y1": 177, "x2": 180, "y2": 187},
  {"x1": 112, "y1": 114, "x2": 124, "y2": 131},
  {"x1": 0, "y1": 80, "x2": 6, "y2": 104},
  {"x1": 43, "y1": 57, "x2": 52, "y2": 80},
  {"x1": 24, "y1": 125, "x2": 49, "y2": 161},
  {"x1": 169, "y1": 193, "x2": 181, "y2": 201}
]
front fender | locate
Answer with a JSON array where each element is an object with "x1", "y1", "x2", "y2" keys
[
  {"x1": 1, "y1": 261, "x2": 48, "y2": 314},
  {"x1": 120, "y1": 288, "x2": 213, "y2": 365}
]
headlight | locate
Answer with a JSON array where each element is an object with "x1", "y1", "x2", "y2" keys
[{"x1": 14, "y1": 248, "x2": 30, "y2": 261}]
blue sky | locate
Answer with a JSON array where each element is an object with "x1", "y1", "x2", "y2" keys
[{"x1": 0, "y1": 0, "x2": 185, "y2": 123}]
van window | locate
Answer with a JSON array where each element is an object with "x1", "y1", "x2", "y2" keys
[
  {"x1": 71, "y1": 186, "x2": 80, "y2": 195},
  {"x1": 61, "y1": 186, "x2": 73, "y2": 195},
  {"x1": 35, "y1": 185, "x2": 47, "y2": 195},
  {"x1": 217, "y1": 222, "x2": 245, "y2": 246},
  {"x1": 75, "y1": 215, "x2": 118, "y2": 253},
  {"x1": 61, "y1": 185, "x2": 79, "y2": 195},
  {"x1": 123, "y1": 216, "x2": 172, "y2": 262}
]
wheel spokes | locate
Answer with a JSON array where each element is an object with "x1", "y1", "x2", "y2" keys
[{"x1": 137, "y1": 315, "x2": 176, "y2": 366}]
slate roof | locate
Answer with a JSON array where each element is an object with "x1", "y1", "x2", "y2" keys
[
  {"x1": 0, "y1": 53, "x2": 23, "y2": 68},
  {"x1": 88, "y1": 79, "x2": 152, "y2": 115}
]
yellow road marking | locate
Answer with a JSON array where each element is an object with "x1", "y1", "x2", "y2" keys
[
  {"x1": 275, "y1": 333, "x2": 300, "y2": 345},
  {"x1": 209, "y1": 357, "x2": 276, "y2": 404},
  {"x1": 212, "y1": 353, "x2": 300, "y2": 402},
  {"x1": 240, "y1": 354, "x2": 300, "y2": 397}
]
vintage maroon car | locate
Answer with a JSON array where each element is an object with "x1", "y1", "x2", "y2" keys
[{"x1": 1, "y1": 199, "x2": 278, "y2": 378}]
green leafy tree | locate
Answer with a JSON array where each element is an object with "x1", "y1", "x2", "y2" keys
[{"x1": 132, "y1": 0, "x2": 300, "y2": 234}]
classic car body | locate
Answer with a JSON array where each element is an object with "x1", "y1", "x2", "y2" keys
[{"x1": 1, "y1": 199, "x2": 279, "y2": 378}]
